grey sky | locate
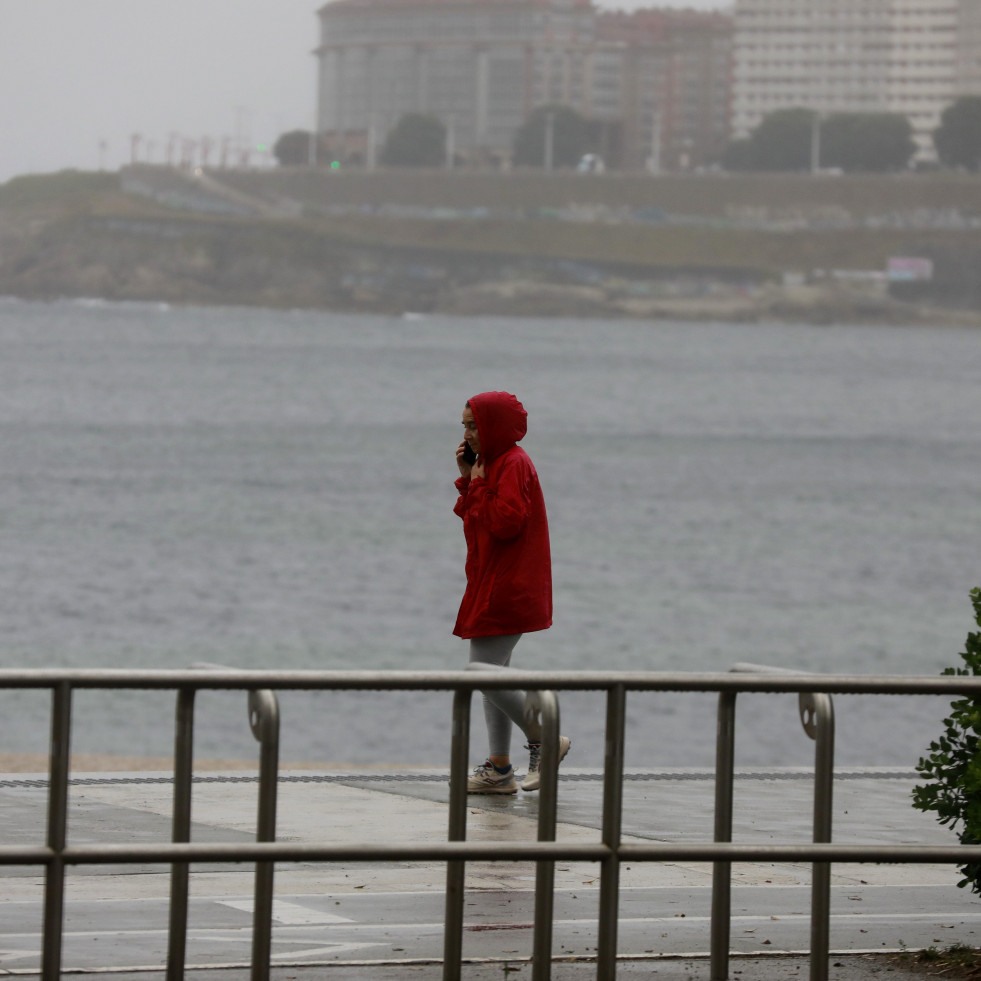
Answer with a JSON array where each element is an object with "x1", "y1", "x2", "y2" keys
[{"x1": 0, "y1": 0, "x2": 729, "y2": 184}]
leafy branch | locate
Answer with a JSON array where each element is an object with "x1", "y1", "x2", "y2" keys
[{"x1": 912, "y1": 588, "x2": 981, "y2": 892}]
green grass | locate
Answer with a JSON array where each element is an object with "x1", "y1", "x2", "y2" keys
[
  {"x1": 0, "y1": 170, "x2": 119, "y2": 208},
  {"x1": 6, "y1": 168, "x2": 981, "y2": 279},
  {"x1": 307, "y1": 212, "x2": 978, "y2": 276},
  {"x1": 10, "y1": 166, "x2": 981, "y2": 220},
  {"x1": 226, "y1": 167, "x2": 981, "y2": 218}
]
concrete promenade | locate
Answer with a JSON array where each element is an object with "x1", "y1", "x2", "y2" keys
[{"x1": 1, "y1": 766, "x2": 979, "y2": 979}]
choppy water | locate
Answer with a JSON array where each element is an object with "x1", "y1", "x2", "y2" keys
[{"x1": 1, "y1": 297, "x2": 979, "y2": 770}]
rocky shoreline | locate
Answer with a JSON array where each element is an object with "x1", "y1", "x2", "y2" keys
[
  {"x1": 3, "y1": 214, "x2": 975, "y2": 325},
  {"x1": 437, "y1": 277, "x2": 981, "y2": 326}
]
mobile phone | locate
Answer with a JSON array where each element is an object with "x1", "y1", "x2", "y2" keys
[{"x1": 461, "y1": 442, "x2": 477, "y2": 465}]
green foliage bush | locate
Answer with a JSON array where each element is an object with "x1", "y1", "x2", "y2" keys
[
  {"x1": 934, "y1": 96, "x2": 981, "y2": 171},
  {"x1": 821, "y1": 113, "x2": 916, "y2": 173},
  {"x1": 273, "y1": 130, "x2": 315, "y2": 168},
  {"x1": 512, "y1": 104, "x2": 588, "y2": 169},
  {"x1": 912, "y1": 588, "x2": 981, "y2": 892},
  {"x1": 380, "y1": 114, "x2": 446, "y2": 168},
  {"x1": 723, "y1": 107, "x2": 916, "y2": 173}
]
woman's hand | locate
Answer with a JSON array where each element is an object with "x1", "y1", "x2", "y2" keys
[{"x1": 456, "y1": 441, "x2": 473, "y2": 478}]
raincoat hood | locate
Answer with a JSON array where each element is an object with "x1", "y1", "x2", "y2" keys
[{"x1": 467, "y1": 391, "x2": 527, "y2": 462}]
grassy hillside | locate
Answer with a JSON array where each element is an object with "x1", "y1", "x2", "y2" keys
[
  {"x1": 0, "y1": 170, "x2": 126, "y2": 213},
  {"x1": 221, "y1": 168, "x2": 981, "y2": 218},
  {"x1": 312, "y1": 213, "x2": 966, "y2": 276},
  {"x1": 215, "y1": 167, "x2": 981, "y2": 276},
  {"x1": 3, "y1": 168, "x2": 980, "y2": 319},
  {"x1": 5, "y1": 167, "x2": 981, "y2": 276}
]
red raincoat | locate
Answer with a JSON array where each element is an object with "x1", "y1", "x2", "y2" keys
[{"x1": 453, "y1": 391, "x2": 552, "y2": 639}]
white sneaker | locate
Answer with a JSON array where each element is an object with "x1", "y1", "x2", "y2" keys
[
  {"x1": 521, "y1": 736, "x2": 571, "y2": 792},
  {"x1": 467, "y1": 760, "x2": 517, "y2": 794}
]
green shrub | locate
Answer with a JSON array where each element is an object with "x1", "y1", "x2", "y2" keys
[{"x1": 912, "y1": 587, "x2": 981, "y2": 892}]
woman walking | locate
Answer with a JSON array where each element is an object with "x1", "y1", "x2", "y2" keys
[{"x1": 453, "y1": 391, "x2": 570, "y2": 794}]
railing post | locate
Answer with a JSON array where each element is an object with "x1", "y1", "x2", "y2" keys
[
  {"x1": 722, "y1": 665, "x2": 837, "y2": 981},
  {"x1": 167, "y1": 687, "x2": 196, "y2": 981},
  {"x1": 42, "y1": 681, "x2": 72, "y2": 981},
  {"x1": 597, "y1": 683, "x2": 626, "y2": 981},
  {"x1": 711, "y1": 690, "x2": 737, "y2": 981},
  {"x1": 443, "y1": 687, "x2": 472, "y2": 981},
  {"x1": 801, "y1": 692, "x2": 835, "y2": 981},
  {"x1": 249, "y1": 689, "x2": 280, "y2": 981},
  {"x1": 527, "y1": 689, "x2": 561, "y2": 981}
]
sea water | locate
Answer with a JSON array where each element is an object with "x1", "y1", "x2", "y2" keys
[{"x1": 1, "y1": 297, "x2": 978, "y2": 770}]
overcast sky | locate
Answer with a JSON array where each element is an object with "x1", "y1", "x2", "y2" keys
[{"x1": 0, "y1": 0, "x2": 729, "y2": 184}]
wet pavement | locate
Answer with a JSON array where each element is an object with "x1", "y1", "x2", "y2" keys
[{"x1": 1, "y1": 766, "x2": 978, "y2": 978}]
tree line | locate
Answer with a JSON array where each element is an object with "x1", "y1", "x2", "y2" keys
[
  {"x1": 273, "y1": 105, "x2": 588, "y2": 170},
  {"x1": 725, "y1": 97, "x2": 981, "y2": 172},
  {"x1": 274, "y1": 95, "x2": 981, "y2": 172}
]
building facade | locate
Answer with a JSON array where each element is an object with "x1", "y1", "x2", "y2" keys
[
  {"x1": 596, "y1": 9, "x2": 732, "y2": 171},
  {"x1": 315, "y1": 0, "x2": 596, "y2": 166},
  {"x1": 730, "y1": 0, "x2": 973, "y2": 161},
  {"x1": 956, "y1": 0, "x2": 981, "y2": 95},
  {"x1": 314, "y1": 0, "x2": 732, "y2": 170}
]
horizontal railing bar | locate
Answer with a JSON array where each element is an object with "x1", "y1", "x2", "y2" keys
[
  {"x1": 620, "y1": 843, "x2": 981, "y2": 863},
  {"x1": 0, "y1": 849, "x2": 56, "y2": 865},
  {"x1": 5, "y1": 841, "x2": 981, "y2": 866},
  {"x1": 6, "y1": 842, "x2": 612, "y2": 864},
  {"x1": 0, "y1": 668, "x2": 978, "y2": 696}
]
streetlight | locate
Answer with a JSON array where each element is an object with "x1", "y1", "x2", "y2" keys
[
  {"x1": 445, "y1": 115, "x2": 455, "y2": 171},
  {"x1": 649, "y1": 108, "x2": 662, "y2": 174},
  {"x1": 367, "y1": 115, "x2": 377, "y2": 171},
  {"x1": 811, "y1": 111, "x2": 822, "y2": 174},
  {"x1": 544, "y1": 110, "x2": 555, "y2": 172}
]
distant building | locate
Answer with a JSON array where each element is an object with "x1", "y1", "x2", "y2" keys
[
  {"x1": 958, "y1": 0, "x2": 981, "y2": 96},
  {"x1": 595, "y1": 8, "x2": 732, "y2": 171},
  {"x1": 731, "y1": 0, "x2": 979, "y2": 162},
  {"x1": 315, "y1": 0, "x2": 597, "y2": 168},
  {"x1": 314, "y1": 0, "x2": 733, "y2": 171}
]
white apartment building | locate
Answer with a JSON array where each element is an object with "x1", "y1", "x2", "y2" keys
[
  {"x1": 957, "y1": 0, "x2": 981, "y2": 95},
  {"x1": 731, "y1": 0, "x2": 971, "y2": 160}
]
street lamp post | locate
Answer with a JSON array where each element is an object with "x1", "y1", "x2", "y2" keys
[
  {"x1": 544, "y1": 110, "x2": 555, "y2": 173},
  {"x1": 367, "y1": 116, "x2": 377, "y2": 171},
  {"x1": 811, "y1": 111, "x2": 822, "y2": 174},
  {"x1": 649, "y1": 108, "x2": 662, "y2": 174}
]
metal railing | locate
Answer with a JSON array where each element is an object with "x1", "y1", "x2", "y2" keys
[
  {"x1": 712, "y1": 664, "x2": 835, "y2": 981},
  {"x1": 2, "y1": 667, "x2": 981, "y2": 981}
]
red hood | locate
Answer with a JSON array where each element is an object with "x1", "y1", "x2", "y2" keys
[{"x1": 468, "y1": 391, "x2": 527, "y2": 461}]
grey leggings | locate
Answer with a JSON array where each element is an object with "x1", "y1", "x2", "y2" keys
[{"x1": 468, "y1": 633, "x2": 540, "y2": 758}]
